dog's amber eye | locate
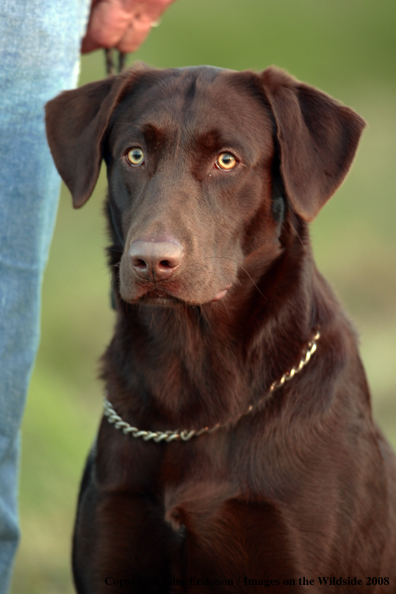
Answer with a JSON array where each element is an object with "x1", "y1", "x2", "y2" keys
[
  {"x1": 215, "y1": 152, "x2": 237, "y2": 171},
  {"x1": 126, "y1": 148, "x2": 145, "y2": 166}
]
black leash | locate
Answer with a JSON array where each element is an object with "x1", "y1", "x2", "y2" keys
[{"x1": 104, "y1": 48, "x2": 127, "y2": 76}]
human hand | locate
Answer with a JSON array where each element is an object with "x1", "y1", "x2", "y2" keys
[{"x1": 81, "y1": 0, "x2": 176, "y2": 54}]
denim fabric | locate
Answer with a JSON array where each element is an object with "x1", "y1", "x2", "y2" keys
[{"x1": 0, "y1": 1, "x2": 90, "y2": 591}]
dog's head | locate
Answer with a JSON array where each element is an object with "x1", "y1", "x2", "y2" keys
[{"x1": 46, "y1": 65, "x2": 364, "y2": 307}]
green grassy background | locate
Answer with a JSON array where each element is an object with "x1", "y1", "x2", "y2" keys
[{"x1": 12, "y1": 0, "x2": 396, "y2": 592}]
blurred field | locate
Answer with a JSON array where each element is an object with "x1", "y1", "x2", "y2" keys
[{"x1": 11, "y1": 1, "x2": 395, "y2": 592}]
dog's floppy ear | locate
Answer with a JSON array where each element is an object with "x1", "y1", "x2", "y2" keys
[
  {"x1": 261, "y1": 67, "x2": 365, "y2": 221},
  {"x1": 45, "y1": 69, "x2": 141, "y2": 208}
]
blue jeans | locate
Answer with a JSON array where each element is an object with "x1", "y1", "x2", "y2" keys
[{"x1": 0, "y1": 1, "x2": 90, "y2": 591}]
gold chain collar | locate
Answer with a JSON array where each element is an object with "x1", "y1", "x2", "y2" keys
[{"x1": 103, "y1": 331, "x2": 320, "y2": 443}]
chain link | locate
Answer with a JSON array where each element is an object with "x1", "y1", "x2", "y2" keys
[
  {"x1": 103, "y1": 331, "x2": 320, "y2": 442},
  {"x1": 269, "y1": 331, "x2": 320, "y2": 391}
]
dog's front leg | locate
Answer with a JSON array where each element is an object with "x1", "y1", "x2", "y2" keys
[{"x1": 72, "y1": 459, "x2": 179, "y2": 594}]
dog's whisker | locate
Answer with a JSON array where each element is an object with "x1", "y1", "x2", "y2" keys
[
  {"x1": 219, "y1": 297, "x2": 232, "y2": 321},
  {"x1": 238, "y1": 265, "x2": 265, "y2": 298},
  {"x1": 208, "y1": 255, "x2": 264, "y2": 297}
]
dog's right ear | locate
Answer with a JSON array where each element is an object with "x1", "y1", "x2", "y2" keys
[{"x1": 45, "y1": 70, "x2": 139, "y2": 208}]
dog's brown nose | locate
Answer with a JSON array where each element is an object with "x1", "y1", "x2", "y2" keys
[{"x1": 129, "y1": 240, "x2": 183, "y2": 281}]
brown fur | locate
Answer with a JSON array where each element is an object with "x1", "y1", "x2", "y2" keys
[{"x1": 45, "y1": 65, "x2": 396, "y2": 593}]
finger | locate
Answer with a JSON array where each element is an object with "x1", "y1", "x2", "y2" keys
[
  {"x1": 116, "y1": 16, "x2": 153, "y2": 53},
  {"x1": 82, "y1": 1, "x2": 132, "y2": 53},
  {"x1": 115, "y1": 0, "x2": 177, "y2": 53},
  {"x1": 81, "y1": 35, "x2": 102, "y2": 54}
]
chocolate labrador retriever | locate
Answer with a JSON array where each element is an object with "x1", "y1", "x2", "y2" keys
[{"x1": 45, "y1": 65, "x2": 396, "y2": 593}]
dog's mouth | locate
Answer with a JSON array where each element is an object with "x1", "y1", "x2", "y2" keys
[
  {"x1": 125, "y1": 285, "x2": 231, "y2": 308},
  {"x1": 138, "y1": 288, "x2": 185, "y2": 307}
]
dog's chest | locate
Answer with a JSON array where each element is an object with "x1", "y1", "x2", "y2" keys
[
  {"x1": 160, "y1": 439, "x2": 236, "y2": 527},
  {"x1": 161, "y1": 459, "x2": 302, "y2": 579}
]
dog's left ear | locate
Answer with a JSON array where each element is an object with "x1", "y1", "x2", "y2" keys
[
  {"x1": 261, "y1": 67, "x2": 365, "y2": 221},
  {"x1": 45, "y1": 67, "x2": 145, "y2": 208}
]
